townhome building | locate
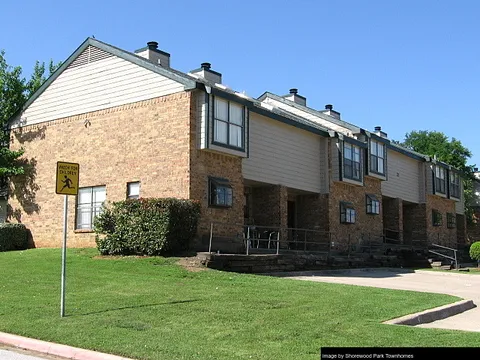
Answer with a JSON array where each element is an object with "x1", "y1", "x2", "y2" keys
[{"x1": 6, "y1": 37, "x2": 466, "y2": 251}]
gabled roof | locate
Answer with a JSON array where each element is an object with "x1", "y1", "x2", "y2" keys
[
  {"x1": 7, "y1": 37, "x2": 197, "y2": 128},
  {"x1": 258, "y1": 91, "x2": 362, "y2": 134}
]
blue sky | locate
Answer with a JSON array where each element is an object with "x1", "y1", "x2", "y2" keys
[{"x1": 2, "y1": 0, "x2": 479, "y2": 167}]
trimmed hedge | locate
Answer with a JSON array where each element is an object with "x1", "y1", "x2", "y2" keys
[
  {"x1": 469, "y1": 241, "x2": 480, "y2": 263},
  {"x1": 94, "y1": 198, "x2": 200, "y2": 256},
  {"x1": 0, "y1": 223, "x2": 29, "y2": 252}
]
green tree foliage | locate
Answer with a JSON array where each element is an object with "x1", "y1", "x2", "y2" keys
[
  {"x1": 0, "y1": 50, "x2": 60, "y2": 179},
  {"x1": 469, "y1": 241, "x2": 480, "y2": 264},
  {"x1": 401, "y1": 130, "x2": 476, "y2": 222}
]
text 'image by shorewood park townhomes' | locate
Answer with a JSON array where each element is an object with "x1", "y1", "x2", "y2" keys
[{"x1": 3, "y1": 37, "x2": 477, "y2": 254}]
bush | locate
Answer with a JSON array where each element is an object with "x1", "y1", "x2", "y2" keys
[
  {"x1": 0, "y1": 223, "x2": 29, "y2": 252},
  {"x1": 94, "y1": 198, "x2": 200, "y2": 256},
  {"x1": 469, "y1": 241, "x2": 480, "y2": 264}
]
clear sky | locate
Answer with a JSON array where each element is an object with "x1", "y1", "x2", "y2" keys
[{"x1": 1, "y1": 0, "x2": 479, "y2": 167}]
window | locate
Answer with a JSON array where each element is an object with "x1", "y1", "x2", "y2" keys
[
  {"x1": 76, "y1": 186, "x2": 106, "y2": 230},
  {"x1": 213, "y1": 98, "x2": 244, "y2": 149},
  {"x1": 127, "y1": 182, "x2": 140, "y2": 199},
  {"x1": 370, "y1": 140, "x2": 385, "y2": 175},
  {"x1": 447, "y1": 213, "x2": 456, "y2": 228},
  {"x1": 432, "y1": 210, "x2": 443, "y2": 226},
  {"x1": 209, "y1": 177, "x2": 233, "y2": 207},
  {"x1": 366, "y1": 194, "x2": 380, "y2": 215},
  {"x1": 340, "y1": 202, "x2": 356, "y2": 224},
  {"x1": 435, "y1": 166, "x2": 446, "y2": 194},
  {"x1": 450, "y1": 172, "x2": 460, "y2": 198},
  {"x1": 343, "y1": 142, "x2": 361, "y2": 181}
]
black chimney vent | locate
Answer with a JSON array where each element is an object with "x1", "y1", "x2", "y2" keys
[
  {"x1": 147, "y1": 41, "x2": 158, "y2": 50},
  {"x1": 475, "y1": 167, "x2": 479, "y2": 172},
  {"x1": 374, "y1": 126, "x2": 382, "y2": 132},
  {"x1": 201, "y1": 62, "x2": 211, "y2": 70},
  {"x1": 325, "y1": 104, "x2": 333, "y2": 110},
  {"x1": 289, "y1": 88, "x2": 298, "y2": 95}
]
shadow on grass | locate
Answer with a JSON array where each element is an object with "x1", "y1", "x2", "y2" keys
[
  {"x1": 68, "y1": 299, "x2": 199, "y2": 317},
  {"x1": 266, "y1": 268, "x2": 417, "y2": 278}
]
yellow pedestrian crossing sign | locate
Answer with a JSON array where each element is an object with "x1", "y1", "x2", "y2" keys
[{"x1": 56, "y1": 162, "x2": 79, "y2": 195}]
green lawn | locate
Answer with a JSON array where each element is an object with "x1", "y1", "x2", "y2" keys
[{"x1": 1, "y1": 249, "x2": 479, "y2": 360}]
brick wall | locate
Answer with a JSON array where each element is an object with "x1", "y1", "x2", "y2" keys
[
  {"x1": 189, "y1": 91, "x2": 244, "y2": 243},
  {"x1": 426, "y1": 194, "x2": 457, "y2": 246},
  {"x1": 382, "y1": 197, "x2": 403, "y2": 242},
  {"x1": 296, "y1": 194, "x2": 329, "y2": 232},
  {"x1": 328, "y1": 177, "x2": 383, "y2": 249},
  {"x1": 9, "y1": 92, "x2": 192, "y2": 247},
  {"x1": 251, "y1": 185, "x2": 288, "y2": 228},
  {"x1": 403, "y1": 203, "x2": 426, "y2": 244}
]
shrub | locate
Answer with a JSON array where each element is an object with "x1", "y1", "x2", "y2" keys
[
  {"x1": 0, "y1": 223, "x2": 29, "y2": 252},
  {"x1": 469, "y1": 241, "x2": 480, "y2": 264},
  {"x1": 94, "y1": 198, "x2": 200, "y2": 256}
]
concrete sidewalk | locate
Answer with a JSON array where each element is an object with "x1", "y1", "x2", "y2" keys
[
  {"x1": 0, "y1": 332, "x2": 134, "y2": 360},
  {"x1": 274, "y1": 268, "x2": 480, "y2": 332}
]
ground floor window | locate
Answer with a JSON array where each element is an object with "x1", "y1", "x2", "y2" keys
[
  {"x1": 340, "y1": 202, "x2": 356, "y2": 224},
  {"x1": 76, "y1": 186, "x2": 106, "y2": 230},
  {"x1": 209, "y1": 177, "x2": 233, "y2": 207},
  {"x1": 447, "y1": 213, "x2": 456, "y2": 228},
  {"x1": 127, "y1": 182, "x2": 140, "y2": 199},
  {"x1": 366, "y1": 194, "x2": 380, "y2": 215},
  {"x1": 432, "y1": 209, "x2": 443, "y2": 227}
]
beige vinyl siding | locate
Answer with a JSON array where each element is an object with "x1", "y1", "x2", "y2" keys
[
  {"x1": 13, "y1": 47, "x2": 185, "y2": 127},
  {"x1": 381, "y1": 150, "x2": 423, "y2": 203},
  {"x1": 243, "y1": 113, "x2": 324, "y2": 193},
  {"x1": 263, "y1": 98, "x2": 353, "y2": 136}
]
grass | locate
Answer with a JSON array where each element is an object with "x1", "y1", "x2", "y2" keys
[{"x1": 1, "y1": 249, "x2": 479, "y2": 360}]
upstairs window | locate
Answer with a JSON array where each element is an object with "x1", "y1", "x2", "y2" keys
[
  {"x1": 366, "y1": 194, "x2": 380, "y2": 215},
  {"x1": 127, "y1": 182, "x2": 140, "y2": 199},
  {"x1": 435, "y1": 166, "x2": 446, "y2": 194},
  {"x1": 344, "y1": 142, "x2": 361, "y2": 181},
  {"x1": 340, "y1": 202, "x2": 356, "y2": 224},
  {"x1": 447, "y1": 213, "x2": 456, "y2": 228},
  {"x1": 209, "y1": 177, "x2": 233, "y2": 208},
  {"x1": 450, "y1": 172, "x2": 460, "y2": 198},
  {"x1": 213, "y1": 98, "x2": 244, "y2": 149},
  {"x1": 76, "y1": 186, "x2": 106, "y2": 230},
  {"x1": 432, "y1": 210, "x2": 443, "y2": 226},
  {"x1": 370, "y1": 140, "x2": 385, "y2": 175}
]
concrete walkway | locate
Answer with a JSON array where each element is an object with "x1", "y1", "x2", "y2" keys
[{"x1": 274, "y1": 268, "x2": 480, "y2": 332}]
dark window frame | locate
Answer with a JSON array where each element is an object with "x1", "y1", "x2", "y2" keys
[
  {"x1": 432, "y1": 209, "x2": 443, "y2": 227},
  {"x1": 435, "y1": 166, "x2": 447, "y2": 194},
  {"x1": 447, "y1": 213, "x2": 456, "y2": 228},
  {"x1": 366, "y1": 194, "x2": 380, "y2": 215},
  {"x1": 450, "y1": 172, "x2": 461, "y2": 199},
  {"x1": 369, "y1": 139, "x2": 386, "y2": 175},
  {"x1": 75, "y1": 185, "x2": 106, "y2": 230},
  {"x1": 343, "y1": 142, "x2": 362, "y2": 181},
  {"x1": 212, "y1": 97, "x2": 245, "y2": 151},
  {"x1": 340, "y1": 201, "x2": 356, "y2": 224},
  {"x1": 127, "y1": 181, "x2": 140, "y2": 199},
  {"x1": 209, "y1": 177, "x2": 233, "y2": 208}
]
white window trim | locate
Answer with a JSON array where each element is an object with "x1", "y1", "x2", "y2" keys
[{"x1": 76, "y1": 186, "x2": 106, "y2": 230}]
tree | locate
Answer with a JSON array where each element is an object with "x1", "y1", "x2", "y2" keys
[
  {"x1": 401, "y1": 130, "x2": 476, "y2": 223},
  {"x1": 0, "y1": 50, "x2": 61, "y2": 178}
]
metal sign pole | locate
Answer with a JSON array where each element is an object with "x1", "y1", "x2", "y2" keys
[{"x1": 60, "y1": 194, "x2": 68, "y2": 317}]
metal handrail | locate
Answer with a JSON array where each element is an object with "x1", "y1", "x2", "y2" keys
[{"x1": 429, "y1": 243, "x2": 458, "y2": 269}]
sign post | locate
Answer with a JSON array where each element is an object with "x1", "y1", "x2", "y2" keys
[{"x1": 55, "y1": 162, "x2": 79, "y2": 318}]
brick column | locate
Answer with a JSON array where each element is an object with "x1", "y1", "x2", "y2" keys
[
  {"x1": 382, "y1": 197, "x2": 403, "y2": 243},
  {"x1": 403, "y1": 203, "x2": 427, "y2": 245}
]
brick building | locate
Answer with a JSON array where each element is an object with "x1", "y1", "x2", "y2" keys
[{"x1": 6, "y1": 38, "x2": 466, "y2": 250}]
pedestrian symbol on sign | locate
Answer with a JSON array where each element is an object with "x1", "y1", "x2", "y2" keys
[{"x1": 61, "y1": 175, "x2": 75, "y2": 191}]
